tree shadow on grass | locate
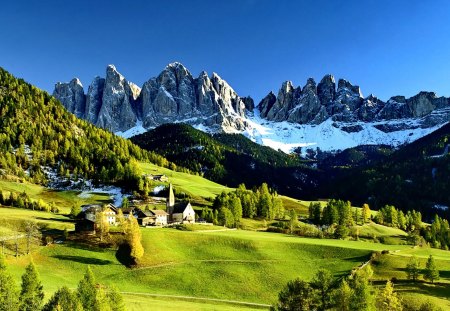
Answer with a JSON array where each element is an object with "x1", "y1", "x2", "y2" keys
[
  {"x1": 115, "y1": 243, "x2": 135, "y2": 268},
  {"x1": 51, "y1": 255, "x2": 113, "y2": 265},
  {"x1": 35, "y1": 217, "x2": 75, "y2": 223},
  {"x1": 392, "y1": 282, "x2": 450, "y2": 300},
  {"x1": 343, "y1": 254, "x2": 371, "y2": 264}
]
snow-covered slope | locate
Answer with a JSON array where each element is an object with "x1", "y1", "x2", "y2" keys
[{"x1": 242, "y1": 108, "x2": 447, "y2": 155}]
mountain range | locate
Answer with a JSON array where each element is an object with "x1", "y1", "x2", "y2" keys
[{"x1": 54, "y1": 63, "x2": 450, "y2": 154}]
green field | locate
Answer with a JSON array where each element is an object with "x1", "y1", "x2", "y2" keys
[
  {"x1": 0, "y1": 180, "x2": 111, "y2": 213},
  {"x1": 139, "y1": 163, "x2": 232, "y2": 199},
  {"x1": 1, "y1": 206, "x2": 449, "y2": 309}
]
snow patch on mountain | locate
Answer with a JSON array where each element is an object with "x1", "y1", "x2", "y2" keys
[
  {"x1": 242, "y1": 108, "x2": 447, "y2": 154},
  {"x1": 116, "y1": 120, "x2": 148, "y2": 138}
]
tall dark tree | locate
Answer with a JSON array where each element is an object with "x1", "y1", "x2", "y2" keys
[
  {"x1": 406, "y1": 256, "x2": 420, "y2": 282},
  {"x1": 271, "y1": 278, "x2": 313, "y2": 311},
  {"x1": 424, "y1": 255, "x2": 439, "y2": 284},
  {"x1": 43, "y1": 286, "x2": 83, "y2": 311},
  {"x1": 311, "y1": 268, "x2": 334, "y2": 311},
  {"x1": 19, "y1": 261, "x2": 44, "y2": 311},
  {"x1": 0, "y1": 255, "x2": 19, "y2": 311},
  {"x1": 77, "y1": 266, "x2": 98, "y2": 311}
]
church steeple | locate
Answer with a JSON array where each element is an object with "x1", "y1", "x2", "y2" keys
[{"x1": 166, "y1": 183, "x2": 175, "y2": 214}]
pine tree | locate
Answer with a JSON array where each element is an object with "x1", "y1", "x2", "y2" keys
[
  {"x1": 107, "y1": 285, "x2": 126, "y2": 311},
  {"x1": 288, "y1": 209, "x2": 298, "y2": 234},
  {"x1": 311, "y1": 268, "x2": 333, "y2": 311},
  {"x1": 19, "y1": 261, "x2": 44, "y2": 311},
  {"x1": 334, "y1": 280, "x2": 353, "y2": 311},
  {"x1": 77, "y1": 266, "x2": 98, "y2": 311},
  {"x1": 376, "y1": 281, "x2": 402, "y2": 311},
  {"x1": 271, "y1": 278, "x2": 313, "y2": 311},
  {"x1": 0, "y1": 255, "x2": 19, "y2": 311},
  {"x1": 424, "y1": 255, "x2": 439, "y2": 284},
  {"x1": 350, "y1": 266, "x2": 375, "y2": 311},
  {"x1": 406, "y1": 256, "x2": 420, "y2": 282},
  {"x1": 362, "y1": 204, "x2": 371, "y2": 224},
  {"x1": 43, "y1": 286, "x2": 83, "y2": 311}
]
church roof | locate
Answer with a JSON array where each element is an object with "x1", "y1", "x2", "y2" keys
[{"x1": 172, "y1": 202, "x2": 191, "y2": 214}]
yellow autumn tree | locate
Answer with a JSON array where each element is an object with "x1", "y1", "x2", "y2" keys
[{"x1": 126, "y1": 216, "x2": 144, "y2": 262}]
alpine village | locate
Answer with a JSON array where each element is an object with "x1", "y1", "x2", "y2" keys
[{"x1": 1, "y1": 1, "x2": 450, "y2": 311}]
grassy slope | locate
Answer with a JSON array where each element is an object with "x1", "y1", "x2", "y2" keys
[
  {"x1": 2, "y1": 209, "x2": 449, "y2": 309},
  {"x1": 139, "y1": 162, "x2": 232, "y2": 199},
  {"x1": 5, "y1": 228, "x2": 371, "y2": 305},
  {"x1": 0, "y1": 180, "x2": 111, "y2": 214}
]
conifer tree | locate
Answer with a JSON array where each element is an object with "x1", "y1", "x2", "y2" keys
[
  {"x1": 424, "y1": 255, "x2": 439, "y2": 284},
  {"x1": 77, "y1": 266, "x2": 98, "y2": 311},
  {"x1": 19, "y1": 261, "x2": 44, "y2": 311},
  {"x1": 43, "y1": 286, "x2": 83, "y2": 311},
  {"x1": 376, "y1": 281, "x2": 402, "y2": 311},
  {"x1": 271, "y1": 278, "x2": 313, "y2": 311},
  {"x1": 350, "y1": 266, "x2": 375, "y2": 311},
  {"x1": 406, "y1": 256, "x2": 420, "y2": 282},
  {"x1": 0, "y1": 255, "x2": 19, "y2": 311},
  {"x1": 334, "y1": 280, "x2": 353, "y2": 311},
  {"x1": 107, "y1": 285, "x2": 126, "y2": 311},
  {"x1": 311, "y1": 268, "x2": 334, "y2": 311},
  {"x1": 362, "y1": 204, "x2": 371, "y2": 224}
]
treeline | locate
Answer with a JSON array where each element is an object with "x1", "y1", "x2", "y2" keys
[
  {"x1": 0, "y1": 67, "x2": 181, "y2": 193},
  {"x1": 0, "y1": 190, "x2": 59, "y2": 213},
  {"x1": 272, "y1": 265, "x2": 441, "y2": 311},
  {"x1": 374, "y1": 205, "x2": 422, "y2": 231},
  {"x1": 423, "y1": 215, "x2": 450, "y2": 250},
  {"x1": 0, "y1": 257, "x2": 125, "y2": 311},
  {"x1": 131, "y1": 123, "x2": 318, "y2": 199},
  {"x1": 208, "y1": 183, "x2": 284, "y2": 227},
  {"x1": 325, "y1": 123, "x2": 450, "y2": 221}
]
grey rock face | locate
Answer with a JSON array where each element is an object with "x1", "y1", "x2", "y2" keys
[
  {"x1": 288, "y1": 78, "x2": 322, "y2": 124},
  {"x1": 258, "y1": 74, "x2": 450, "y2": 127},
  {"x1": 53, "y1": 78, "x2": 86, "y2": 118},
  {"x1": 85, "y1": 77, "x2": 105, "y2": 124},
  {"x1": 266, "y1": 81, "x2": 296, "y2": 121},
  {"x1": 258, "y1": 92, "x2": 276, "y2": 118},
  {"x1": 54, "y1": 62, "x2": 250, "y2": 133},
  {"x1": 317, "y1": 74, "x2": 336, "y2": 105},
  {"x1": 96, "y1": 65, "x2": 139, "y2": 132},
  {"x1": 242, "y1": 96, "x2": 255, "y2": 112}
]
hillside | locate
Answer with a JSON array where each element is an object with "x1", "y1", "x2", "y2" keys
[
  {"x1": 131, "y1": 123, "x2": 319, "y2": 198},
  {"x1": 324, "y1": 122, "x2": 450, "y2": 219},
  {"x1": 0, "y1": 67, "x2": 171, "y2": 193}
]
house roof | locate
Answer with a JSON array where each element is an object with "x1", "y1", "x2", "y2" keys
[
  {"x1": 172, "y1": 202, "x2": 191, "y2": 214},
  {"x1": 149, "y1": 209, "x2": 168, "y2": 216}
]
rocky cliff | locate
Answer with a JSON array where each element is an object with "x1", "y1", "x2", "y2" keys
[
  {"x1": 258, "y1": 75, "x2": 450, "y2": 129},
  {"x1": 53, "y1": 63, "x2": 250, "y2": 133}
]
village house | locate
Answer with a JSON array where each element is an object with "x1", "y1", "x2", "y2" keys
[
  {"x1": 134, "y1": 208, "x2": 168, "y2": 226},
  {"x1": 166, "y1": 184, "x2": 196, "y2": 224},
  {"x1": 143, "y1": 174, "x2": 169, "y2": 182},
  {"x1": 76, "y1": 203, "x2": 118, "y2": 233}
]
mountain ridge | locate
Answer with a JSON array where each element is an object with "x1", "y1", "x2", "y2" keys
[{"x1": 54, "y1": 62, "x2": 450, "y2": 154}]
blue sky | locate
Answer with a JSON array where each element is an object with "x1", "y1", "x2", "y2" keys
[{"x1": 1, "y1": 0, "x2": 449, "y2": 102}]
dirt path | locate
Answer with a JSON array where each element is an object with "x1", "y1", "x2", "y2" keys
[{"x1": 120, "y1": 291, "x2": 271, "y2": 308}]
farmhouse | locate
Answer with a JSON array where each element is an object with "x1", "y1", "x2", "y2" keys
[
  {"x1": 166, "y1": 183, "x2": 195, "y2": 223},
  {"x1": 144, "y1": 174, "x2": 169, "y2": 182},
  {"x1": 76, "y1": 204, "x2": 118, "y2": 232},
  {"x1": 134, "y1": 208, "x2": 168, "y2": 226}
]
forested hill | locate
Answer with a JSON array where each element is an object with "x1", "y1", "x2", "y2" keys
[
  {"x1": 325, "y1": 122, "x2": 450, "y2": 220},
  {"x1": 131, "y1": 123, "x2": 319, "y2": 197},
  {"x1": 0, "y1": 67, "x2": 169, "y2": 191}
]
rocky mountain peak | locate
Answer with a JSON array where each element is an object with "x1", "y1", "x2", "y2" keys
[
  {"x1": 53, "y1": 77, "x2": 86, "y2": 119},
  {"x1": 54, "y1": 63, "x2": 250, "y2": 134}
]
